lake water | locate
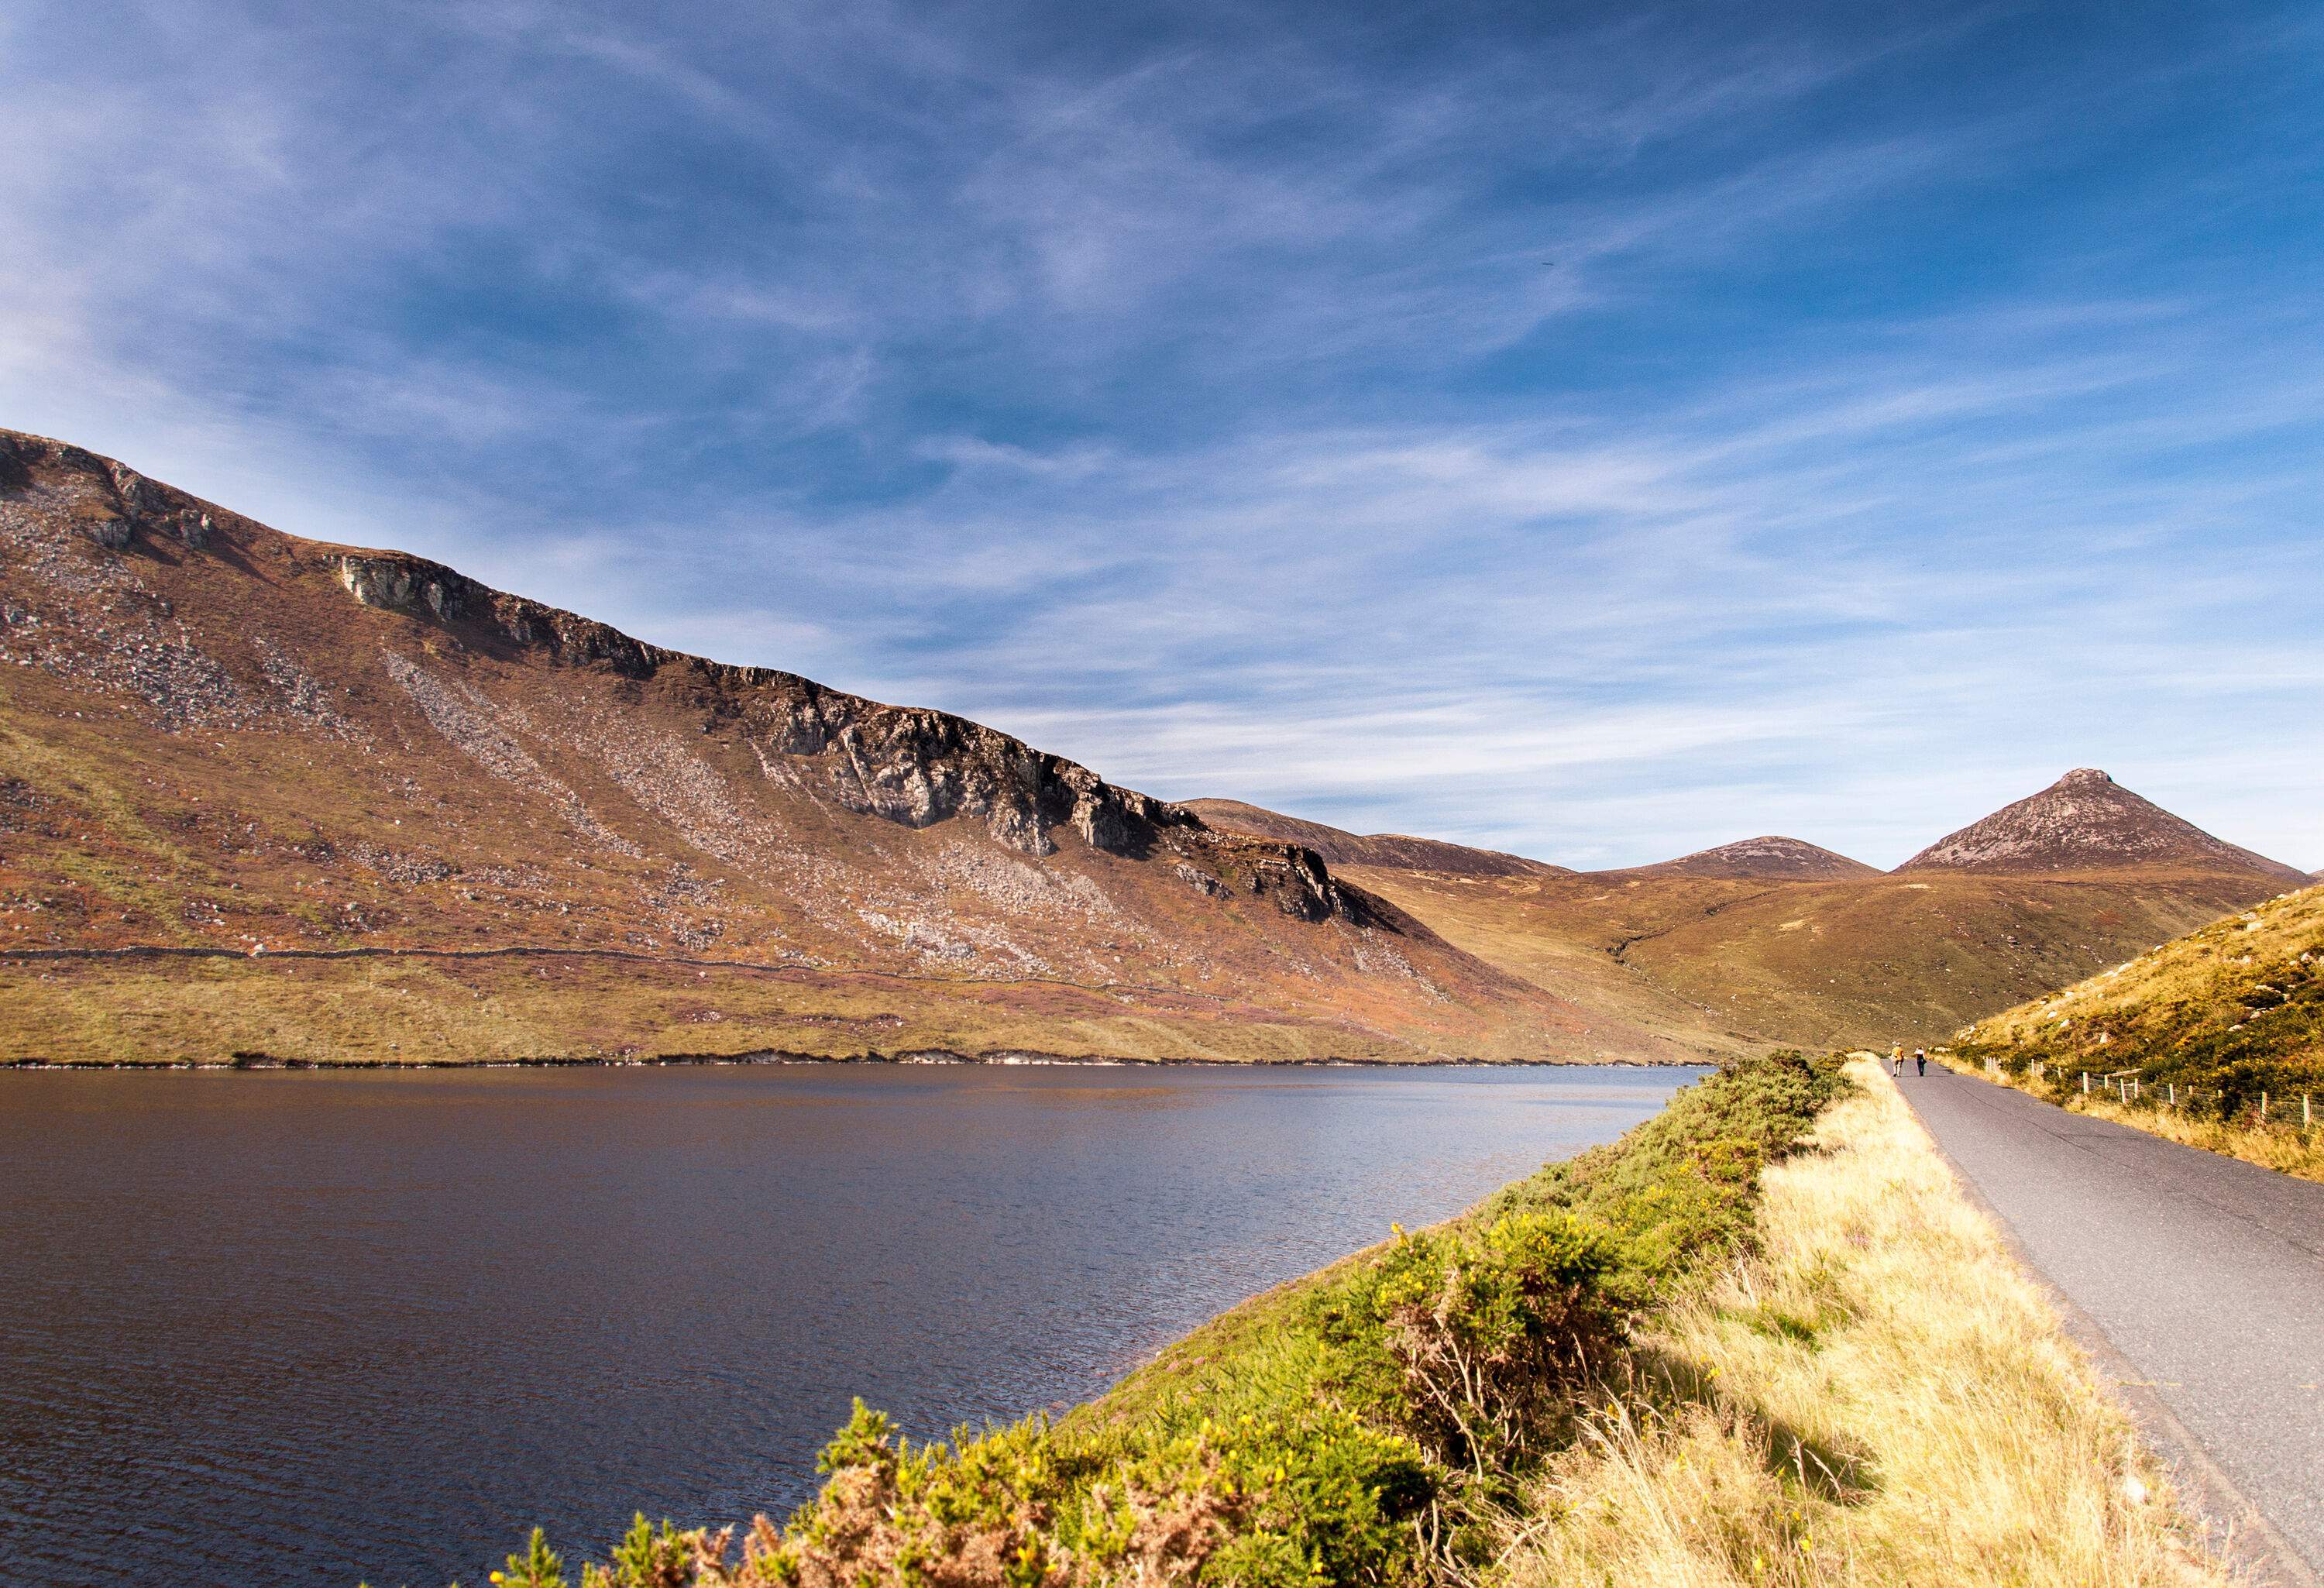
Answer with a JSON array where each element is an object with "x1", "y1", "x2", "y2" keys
[{"x1": 0, "y1": 1061, "x2": 1697, "y2": 1587}]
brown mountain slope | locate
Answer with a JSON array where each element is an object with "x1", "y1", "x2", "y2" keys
[
  {"x1": 0, "y1": 428, "x2": 1667, "y2": 1065},
  {"x1": 1183, "y1": 798, "x2": 1567, "y2": 878},
  {"x1": 1349, "y1": 772, "x2": 2301, "y2": 1050},
  {"x1": 1900, "y1": 768, "x2": 2305, "y2": 882},
  {"x1": 1605, "y1": 867, "x2": 2286, "y2": 1047},
  {"x1": 1614, "y1": 834, "x2": 1878, "y2": 881},
  {"x1": 1328, "y1": 867, "x2": 1771, "y2": 1062}
]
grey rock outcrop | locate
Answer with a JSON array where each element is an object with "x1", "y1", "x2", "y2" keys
[
  {"x1": 749, "y1": 684, "x2": 1179, "y2": 858},
  {"x1": 339, "y1": 556, "x2": 468, "y2": 620},
  {"x1": 321, "y1": 548, "x2": 1384, "y2": 909},
  {"x1": 0, "y1": 433, "x2": 220, "y2": 549}
]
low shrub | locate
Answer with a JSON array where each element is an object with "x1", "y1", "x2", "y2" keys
[{"x1": 1348, "y1": 1212, "x2": 1617, "y2": 1476}]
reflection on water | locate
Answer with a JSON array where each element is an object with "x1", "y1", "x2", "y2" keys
[{"x1": 0, "y1": 1060, "x2": 1698, "y2": 1586}]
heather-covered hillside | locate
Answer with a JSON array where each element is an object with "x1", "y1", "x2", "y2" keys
[{"x1": 0, "y1": 430, "x2": 1650, "y2": 1064}]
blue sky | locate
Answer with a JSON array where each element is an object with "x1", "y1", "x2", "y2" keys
[{"x1": 2, "y1": 0, "x2": 2319, "y2": 868}]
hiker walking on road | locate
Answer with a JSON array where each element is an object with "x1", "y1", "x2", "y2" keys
[
  {"x1": 1892, "y1": 1045, "x2": 1904, "y2": 1078},
  {"x1": 1914, "y1": 1047, "x2": 1927, "y2": 1077}
]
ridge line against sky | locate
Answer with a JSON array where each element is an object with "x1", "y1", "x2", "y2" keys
[{"x1": 1, "y1": 0, "x2": 2318, "y2": 868}]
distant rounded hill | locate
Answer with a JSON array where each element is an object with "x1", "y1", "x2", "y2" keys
[
  {"x1": 1611, "y1": 835, "x2": 1879, "y2": 882},
  {"x1": 1179, "y1": 799, "x2": 1568, "y2": 878},
  {"x1": 1899, "y1": 768, "x2": 2308, "y2": 883}
]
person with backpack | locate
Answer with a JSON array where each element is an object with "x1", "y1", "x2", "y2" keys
[
  {"x1": 1913, "y1": 1047, "x2": 1928, "y2": 1076},
  {"x1": 1892, "y1": 1044, "x2": 1905, "y2": 1078}
]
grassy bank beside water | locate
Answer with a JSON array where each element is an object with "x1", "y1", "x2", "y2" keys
[{"x1": 458, "y1": 1055, "x2": 2225, "y2": 1588}]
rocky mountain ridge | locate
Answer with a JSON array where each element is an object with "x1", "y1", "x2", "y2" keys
[
  {"x1": 8, "y1": 425, "x2": 2305, "y2": 1067},
  {"x1": 0, "y1": 427, "x2": 1634, "y2": 1065},
  {"x1": 1240, "y1": 772, "x2": 2305, "y2": 1051},
  {"x1": 1181, "y1": 799, "x2": 1567, "y2": 879},
  {"x1": 1202, "y1": 768, "x2": 2302, "y2": 889}
]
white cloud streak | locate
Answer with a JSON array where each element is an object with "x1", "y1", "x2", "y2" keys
[{"x1": 0, "y1": 0, "x2": 2317, "y2": 869}]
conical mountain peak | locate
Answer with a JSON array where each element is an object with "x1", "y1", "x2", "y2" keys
[{"x1": 1898, "y1": 771, "x2": 2303, "y2": 881}]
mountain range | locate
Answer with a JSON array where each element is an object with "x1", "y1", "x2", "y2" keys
[
  {"x1": 0, "y1": 429, "x2": 1672, "y2": 1064},
  {"x1": 1197, "y1": 770, "x2": 2306, "y2": 1050},
  {"x1": 1, "y1": 428, "x2": 2306, "y2": 1063},
  {"x1": 1177, "y1": 799, "x2": 1566, "y2": 878}
]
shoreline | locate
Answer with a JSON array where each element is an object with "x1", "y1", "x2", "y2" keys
[
  {"x1": 0, "y1": 1048, "x2": 1696, "y2": 1071},
  {"x1": 450, "y1": 1051, "x2": 2233, "y2": 1587},
  {"x1": 5, "y1": 941, "x2": 1720, "y2": 1071}
]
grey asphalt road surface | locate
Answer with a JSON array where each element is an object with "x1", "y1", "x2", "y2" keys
[{"x1": 1899, "y1": 1064, "x2": 2324, "y2": 1583}]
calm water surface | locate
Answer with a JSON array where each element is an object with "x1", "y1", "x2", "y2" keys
[{"x1": 0, "y1": 1061, "x2": 1698, "y2": 1586}]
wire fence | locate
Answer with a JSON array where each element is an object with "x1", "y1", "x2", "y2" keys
[{"x1": 1969, "y1": 1051, "x2": 2319, "y2": 1130}]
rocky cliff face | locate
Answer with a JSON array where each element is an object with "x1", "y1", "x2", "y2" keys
[
  {"x1": 340, "y1": 541, "x2": 1195, "y2": 861},
  {"x1": 0, "y1": 434, "x2": 218, "y2": 552},
  {"x1": 0, "y1": 427, "x2": 1329, "y2": 878},
  {"x1": 332, "y1": 546, "x2": 1388, "y2": 920},
  {"x1": 1899, "y1": 769, "x2": 2306, "y2": 882}
]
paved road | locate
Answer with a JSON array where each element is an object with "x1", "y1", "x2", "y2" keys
[{"x1": 1899, "y1": 1064, "x2": 2324, "y2": 1584}]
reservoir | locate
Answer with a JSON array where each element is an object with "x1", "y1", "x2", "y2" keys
[{"x1": 0, "y1": 1061, "x2": 1697, "y2": 1586}]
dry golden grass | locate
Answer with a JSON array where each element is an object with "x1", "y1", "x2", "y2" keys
[
  {"x1": 1493, "y1": 1057, "x2": 2231, "y2": 1588},
  {"x1": 1339, "y1": 865, "x2": 1768, "y2": 1061},
  {"x1": 1966, "y1": 885, "x2": 2324, "y2": 1054},
  {"x1": 2069, "y1": 1095, "x2": 2324, "y2": 1183},
  {"x1": 1350, "y1": 861, "x2": 2282, "y2": 1054},
  {"x1": 1977, "y1": 1081, "x2": 2324, "y2": 1188}
]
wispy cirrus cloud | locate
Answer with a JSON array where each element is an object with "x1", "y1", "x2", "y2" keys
[{"x1": 0, "y1": 0, "x2": 2318, "y2": 867}]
